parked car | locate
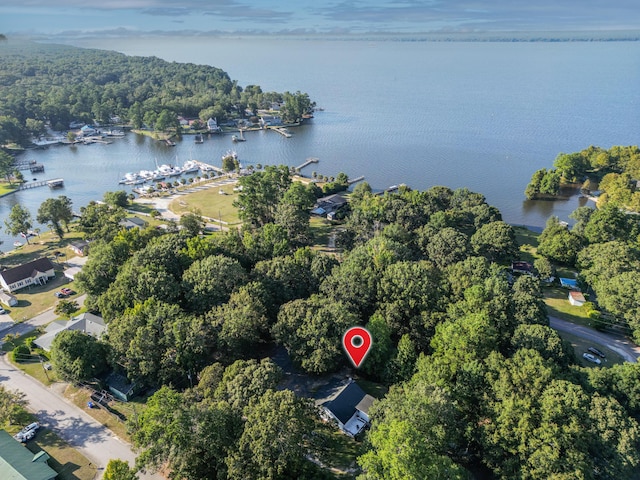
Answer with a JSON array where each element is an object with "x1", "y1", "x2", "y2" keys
[
  {"x1": 14, "y1": 422, "x2": 39, "y2": 443},
  {"x1": 588, "y1": 347, "x2": 606, "y2": 358},
  {"x1": 583, "y1": 352, "x2": 602, "y2": 365},
  {"x1": 60, "y1": 288, "x2": 75, "y2": 295},
  {"x1": 54, "y1": 291, "x2": 67, "y2": 298}
]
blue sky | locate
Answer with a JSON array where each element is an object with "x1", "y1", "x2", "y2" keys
[{"x1": 1, "y1": 1, "x2": 639, "y2": 39}]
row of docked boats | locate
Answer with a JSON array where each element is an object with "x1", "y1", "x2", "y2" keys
[{"x1": 118, "y1": 160, "x2": 201, "y2": 185}]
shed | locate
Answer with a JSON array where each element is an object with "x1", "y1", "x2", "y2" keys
[
  {"x1": 569, "y1": 291, "x2": 586, "y2": 307},
  {"x1": 105, "y1": 372, "x2": 141, "y2": 402},
  {"x1": 0, "y1": 430, "x2": 57, "y2": 480},
  {"x1": 0, "y1": 291, "x2": 18, "y2": 307}
]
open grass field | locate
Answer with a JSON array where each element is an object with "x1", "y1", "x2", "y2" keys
[
  {"x1": 26, "y1": 428, "x2": 97, "y2": 480},
  {"x1": 168, "y1": 187, "x2": 241, "y2": 224},
  {"x1": 513, "y1": 226, "x2": 541, "y2": 264}
]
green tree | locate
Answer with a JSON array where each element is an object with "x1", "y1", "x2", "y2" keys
[
  {"x1": 103, "y1": 190, "x2": 129, "y2": 208},
  {"x1": 0, "y1": 385, "x2": 29, "y2": 425},
  {"x1": 273, "y1": 296, "x2": 357, "y2": 374},
  {"x1": 470, "y1": 221, "x2": 518, "y2": 263},
  {"x1": 213, "y1": 359, "x2": 282, "y2": 412},
  {"x1": 50, "y1": 330, "x2": 109, "y2": 383},
  {"x1": 181, "y1": 254, "x2": 247, "y2": 314},
  {"x1": 226, "y1": 389, "x2": 315, "y2": 480},
  {"x1": 54, "y1": 299, "x2": 79, "y2": 319},
  {"x1": 179, "y1": 212, "x2": 203, "y2": 237},
  {"x1": 233, "y1": 165, "x2": 291, "y2": 226},
  {"x1": 37, "y1": 195, "x2": 73, "y2": 238},
  {"x1": 103, "y1": 459, "x2": 138, "y2": 480},
  {"x1": 423, "y1": 227, "x2": 470, "y2": 268},
  {"x1": 358, "y1": 419, "x2": 469, "y2": 480},
  {"x1": 4, "y1": 204, "x2": 33, "y2": 244},
  {"x1": 0, "y1": 150, "x2": 15, "y2": 184}
]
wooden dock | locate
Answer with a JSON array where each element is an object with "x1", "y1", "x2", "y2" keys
[
  {"x1": 18, "y1": 178, "x2": 64, "y2": 190},
  {"x1": 271, "y1": 127, "x2": 292, "y2": 138},
  {"x1": 191, "y1": 160, "x2": 225, "y2": 174},
  {"x1": 347, "y1": 175, "x2": 365, "y2": 185},
  {"x1": 296, "y1": 157, "x2": 319, "y2": 171}
]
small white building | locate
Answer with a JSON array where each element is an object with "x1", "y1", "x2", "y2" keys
[
  {"x1": 569, "y1": 291, "x2": 586, "y2": 307},
  {"x1": 322, "y1": 380, "x2": 374, "y2": 437},
  {"x1": 0, "y1": 291, "x2": 18, "y2": 307},
  {"x1": 0, "y1": 258, "x2": 56, "y2": 292}
]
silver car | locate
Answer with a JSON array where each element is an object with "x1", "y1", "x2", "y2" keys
[{"x1": 582, "y1": 352, "x2": 602, "y2": 365}]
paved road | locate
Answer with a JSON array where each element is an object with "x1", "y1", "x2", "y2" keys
[
  {"x1": 0, "y1": 354, "x2": 162, "y2": 479},
  {"x1": 550, "y1": 316, "x2": 640, "y2": 363}
]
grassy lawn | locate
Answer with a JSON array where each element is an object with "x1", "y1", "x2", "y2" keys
[
  {"x1": 65, "y1": 385, "x2": 134, "y2": 442},
  {"x1": 168, "y1": 187, "x2": 241, "y2": 224},
  {"x1": 310, "y1": 216, "x2": 335, "y2": 249},
  {"x1": 544, "y1": 287, "x2": 593, "y2": 327},
  {"x1": 555, "y1": 330, "x2": 625, "y2": 367},
  {"x1": 126, "y1": 202, "x2": 157, "y2": 215},
  {"x1": 26, "y1": 428, "x2": 97, "y2": 480},
  {"x1": 513, "y1": 226, "x2": 541, "y2": 264},
  {"x1": 313, "y1": 422, "x2": 363, "y2": 479},
  {"x1": 2, "y1": 331, "x2": 60, "y2": 385},
  {"x1": 0, "y1": 181, "x2": 19, "y2": 197},
  {"x1": 2, "y1": 229, "x2": 85, "y2": 268}
]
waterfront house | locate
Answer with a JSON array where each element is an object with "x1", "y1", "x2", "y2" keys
[
  {"x1": 312, "y1": 193, "x2": 348, "y2": 216},
  {"x1": 321, "y1": 380, "x2": 374, "y2": 437},
  {"x1": 259, "y1": 115, "x2": 283, "y2": 126},
  {"x1": 34, "y1": 312, "x2": 106, "y2": 352},
  {"x1": 207, "y1": 117, "x2": 221, "y2": 133},
  {"x1": 119, "y1": 217, "x2": 148, "y2": 230},
  {"x1": 80, "y1": 125, "x2": 96, "y2": 136},
  {"x1": 0, "y1": 430, "x2": 57, "y2": 480},
  {"x1": 569, "y1": 291, "x2": 587, "y2": 307},
  {"x1": 0, "y1": 258, "x2": 56, "y2": 293},
  {"x1": 68, "y1": 240, "x2": 89, "y2": 257}
]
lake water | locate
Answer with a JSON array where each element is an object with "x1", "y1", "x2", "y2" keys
[{"x1": 3, "y1": 37, "x2": 639, "y2": 247}]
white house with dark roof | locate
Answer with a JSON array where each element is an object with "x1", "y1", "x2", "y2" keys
[
  {"x1": 321, "y1": 380, "x2": 375, "y2": 437},
  {"x1": 0, "y1": 258, "x2": 56, "y2": 292}
]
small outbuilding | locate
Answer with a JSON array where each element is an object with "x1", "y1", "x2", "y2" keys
[
  {"x1": 0, "y1": 291, "x2": 18, "y2": 307},
  {"x1": 105, "y1": 372, "x2": 141, "y2": 402},
  {"x1": 569, "y1": 291, "x2": 586, "y2": 307},
  {"x1": 68, "y1": 240, "x2": 89, "y2": 257}
]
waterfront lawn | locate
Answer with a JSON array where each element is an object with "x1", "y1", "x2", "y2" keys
[
  {"x1": 309, "y1": 216, "x2": 335, "y2": 251},
  {"x1": 168, "y1": 187, "x2": 241, "y2": 224},
  {"x1": 514, "y1": 226, "x2": 541, "y2": 264},
  {"x1": 555, "y1": 330, "x2": 625, "y2": 367},
  {"x1": 0, "y1": 181, "x2": 19, "y2": 197},
  {"x1": 2, "y1": 229, "x2": 85, "y2": 268},
  {"x1": 26, "y1": 428, "x2": 97, "y2": 480}
]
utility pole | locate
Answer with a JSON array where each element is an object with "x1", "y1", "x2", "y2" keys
[{"x1": 39, "y1": 356, "x2": 50, "y2": 382}]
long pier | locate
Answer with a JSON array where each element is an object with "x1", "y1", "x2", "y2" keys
[
  {"x1": 12, "y1": 160, "x2": 44, "y2": 172},
  {"x1": 270, "y1": 127, "x2": 292, "y2": 138},
  {"x1": 347, "y1": 175, "x2": 365, "y2": 185},
  {"x1": 18, "y1": 178, "x2": 64, "y2": 190},
  {"x1": 191, "y1": 160, "x2": 225, "y2": 174},
  {"x1": 296, "y1": 157, "x2": 319, "y2": 171}
]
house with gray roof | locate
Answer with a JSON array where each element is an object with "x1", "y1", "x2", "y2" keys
[
  {"x1": 0, "y1": 430, "x2": 57, "y2": 480},
  {"x1": 0, "y1": 258, "x2": 56, "y2": 293},
  {"x1": 321, "y1": 380, "x2": 374, "y2": 437},
  {"x1": 34, "y1": 313, "x2": 106, "y2": 352},
  {"x1": 119, "y1": 217, "x2": 148, "y2": 230}
]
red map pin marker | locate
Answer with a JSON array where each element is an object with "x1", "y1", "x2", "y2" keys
[{"x1": 343, "y1": 326, "x2": 372, "y2": 368}]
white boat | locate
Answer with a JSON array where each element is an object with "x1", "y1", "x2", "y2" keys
[
  {"x1": 182, "y1": 160, "x2": 200, "y2": 174},
  {"x1": 158, "y1": 164, "x2": 182, "y2": 177},
  {"x1": 118, "y1": 172, "x2": 140, "y2": 184},
  {"x1": 232, "y1": 129, "x2": 246, "y2": 142},
  {"x1": 105, "y1": 129, "x2": 125, "y2": 137},
  {"x1": 222, "y1": 150, "x2": 238, "y2": 161}
]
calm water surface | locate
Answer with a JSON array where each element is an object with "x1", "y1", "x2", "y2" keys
[{"x1": 2, "y1": 38, "x2": 639, "y2": 246}]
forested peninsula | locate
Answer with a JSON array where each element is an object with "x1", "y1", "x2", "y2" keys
[{"x1": 0, "y1": 41, "x2": 312, "y2": 148}]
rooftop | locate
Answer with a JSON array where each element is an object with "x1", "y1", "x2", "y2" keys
[{"x1": 0, "y1": 430, "x2": 57, "y2": 480}]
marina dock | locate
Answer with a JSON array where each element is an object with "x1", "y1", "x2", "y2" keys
[
  {"x1": 191, "y1": 160, "x2": 225, "y2": 174},
  {"x1": 12, "y1": 160, "x2": 44, "y2": 172},
  {"x1": 18, "y1": 178, "x2": 64, "y2": 190},
  {"x1": 270, "y1": 127, "x2": 292, "y2": 138},
  {"x1": 296, "y1": 157, "x2": 319, "y2": 171}
]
